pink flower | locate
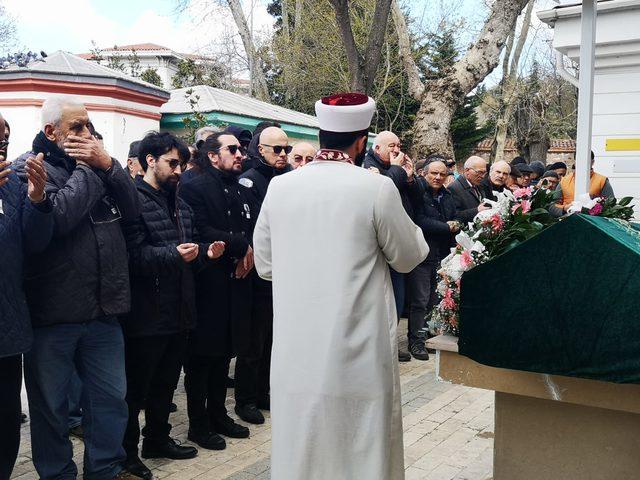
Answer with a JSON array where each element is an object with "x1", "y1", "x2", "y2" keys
[
  {"x1": 589, "y1": 203, "x2": 603, "y2": 216},
  {"x1": 511, "y1": 200, "x2": 532, "y2": 214},
  {"x1": 513, "y1": 187, "x2": 533, "y2": 200},
  {"x1": 490, "y1": 213, "x2": 504, "y2": 232},
  {"x1": 442, "y1": 295, "x2": 458, "y2": 310},
  {"x1": 460, "y1": 250, "x2": 473, "y2": 269}
]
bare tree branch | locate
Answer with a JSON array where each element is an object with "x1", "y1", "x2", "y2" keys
[
  {"x1": 328, "y1": 0, "x2": 365, "y2": 92},
  {"x1": 226, "y1": 0, "x2": 270, "y2": 100},
  {"x1": 362, "y1": 0, "x2": 393, "y2": 92},
  {"x1": 294, "y1": 0, "x2": 304, "y2": 34},
  {"x1": 391, "y1": 0, "x2": 424, "y2": 100}
]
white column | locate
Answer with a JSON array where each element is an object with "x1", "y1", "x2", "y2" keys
[{"x1": 574, "y1": 0, "x2": 598, "y2": 198}]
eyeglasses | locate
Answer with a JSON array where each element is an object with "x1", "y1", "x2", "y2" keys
[
  {"x1": 468, "y1": 168, "x2": 487, "y2": 176},
  {"x1": 294, "y1": 155, "x2": 314, "y2": 163},
  {"x1": 261, "y1": 144, "x2": 292, "y2": 155}
]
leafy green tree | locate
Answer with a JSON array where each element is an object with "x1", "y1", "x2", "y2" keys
[
  {"x1": 171, "y1": 58, "x2": 229, "y2": 89},
  {"x1": 140, "y1": 68, "x2": 163, "y2": 87}
]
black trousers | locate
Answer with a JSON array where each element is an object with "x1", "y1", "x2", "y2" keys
[
  {"x1": 123, "y1": 333, "x2": 187, "y2": 457},
  {"x1": 184, "y1": 354, "x2": 231, "y2": 434},
  {"x1": 235, "y1": 296, "x2": 273, "y2": 407},
  {"x1": 406, "y1": 262, "x2": 438, "y2": 346},
  {"x1": 0, "y1": 354, "x2": 22, "y2": 480}
]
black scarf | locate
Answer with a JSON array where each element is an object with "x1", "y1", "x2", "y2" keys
[{"x1": 32, "y1": 130, "x2": 76, "y2": 172}]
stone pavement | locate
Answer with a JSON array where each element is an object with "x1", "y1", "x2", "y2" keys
[{"x1": 12, "y1": 320, "x2": 495, "y2": 480}]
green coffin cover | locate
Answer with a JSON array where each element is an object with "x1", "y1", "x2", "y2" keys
[{"x1": 458, "y1": 214, "x2": 640, "y2": 384}]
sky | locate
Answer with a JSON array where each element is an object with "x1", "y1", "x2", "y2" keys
[{"x1": 2, "y1": 0, "x2": 560, "y2": 79}]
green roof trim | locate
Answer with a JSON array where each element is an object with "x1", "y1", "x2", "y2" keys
[{"x1": 161, "y1": 112, "x2": 377, "y2": 144}]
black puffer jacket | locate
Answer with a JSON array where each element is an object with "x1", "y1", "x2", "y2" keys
[
  {"x1": 13, "y1": 132, "x2": 139, "y2": 327},
  {"x1": 0, "y1": 172, "x2": 53, "y2": 357},
  {"x1": 123, "y1": 177, "x2": 210, "y2": 337}
]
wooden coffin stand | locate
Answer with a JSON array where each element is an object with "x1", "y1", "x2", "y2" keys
[{"x1": 427, "y1": 334, "x2": 640, "y2": 480}]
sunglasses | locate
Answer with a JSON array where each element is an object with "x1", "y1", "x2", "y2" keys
[
  {"x1": 222, "y1": 145, "x2": 245, "y2": 155},
  {"x1": 261, "y1": 144, "x2": 292, "y2": 155},
  {"x1": 0, "y1": 140, "x2": 9, "y2": 149}
]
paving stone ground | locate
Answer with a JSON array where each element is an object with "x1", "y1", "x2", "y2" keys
[{"x1": 12, "y1": 320, "x2": 495, "y2": 480}]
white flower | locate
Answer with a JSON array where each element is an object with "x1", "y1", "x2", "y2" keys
[
  {"x1": 439, "y1": 253, "x2": 465, "y2": 281},
  {"x1": 567, "y1": 194, "x2": 600, "y2": 214},
  {"x1": 455, "y1": 231, "x2": 474, "y2": 251}
]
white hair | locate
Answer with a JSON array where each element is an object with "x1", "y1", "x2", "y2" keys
[
  {"x1": 464, "y1": 156, "x2": 486, "y2": 169},
  {"x1": 490, "y1": 161, "x2": 511, "y2": 174},
  {"x1": 195, "y1": 126, "x2": 222, "y2": 144},
  {"x1": 41, "y1": 96, "x2": 83, "y2": 130},
  {"x1": 372, "y1": 130, "x2": 396, "y2": 149}
]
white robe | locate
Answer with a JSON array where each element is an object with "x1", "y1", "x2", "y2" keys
[{"x1": 253, "y1": 160, "x2": 429, "y2": 480}]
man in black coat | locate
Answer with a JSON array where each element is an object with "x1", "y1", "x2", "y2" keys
[
  {"x1": 410, "y1": 160, "x2": 459, "y2": 360},
  {"x1": 448, "y1": 155, "x2": 491, "y2": 224},
  {"x1": 120, "y1": 132, "x2": 226, "y2": 478},
  {"x1": 179, "y1": 132, "x2": 255, "y2": 450},
  {"x1": 363, "y1": 130, "x2": 420, "y2": 362},
  {"x1": 481, "y1": 160, "x2": 511, "y2": 201},
  {"x1": 12, "y1": 97, "x2": 139, "y2": 480},
  {"x1": 235, "y1": 126, "x2": 292, "y2": 425}
]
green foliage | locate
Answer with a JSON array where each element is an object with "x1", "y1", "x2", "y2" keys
[
  {"x1": 181, "y1": 89, "x2": 210, "y2": 144},
  {"x1": 171, "y1": 59, "x2": 228, "y2": 89},
  {"x1": 140, "y1": 68, "x2": 163, "y2": 87},
  {"x1": 451, "y1": 92, "x2": 492, "y2": 162},
  {"x1": 581, "y1": 197, "x2": 635, "y2": 221}
]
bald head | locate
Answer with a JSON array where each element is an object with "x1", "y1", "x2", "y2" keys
[
  {"x1": 373, "y1": 130, "x2": 400, "y2": 164},
  {"x1": 463, "y1": 156, "x2": 488, "y2": 186},
  {"x1": 259, "y1": 127, "x2": 290, "y2": 169},
  {"x1": 489, "y1": 161, "x2": 510, "y2": 187},
  {"x1": 290, "y1": 142, "x2": 316, "y2": 169}
]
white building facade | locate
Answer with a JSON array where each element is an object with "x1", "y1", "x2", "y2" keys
[
  {"x1": 0, "y1": 51, "x2": 169, "y2": 164},
  {"x1": 539, "y1": 0, "x2": 640, "y2": 208}
]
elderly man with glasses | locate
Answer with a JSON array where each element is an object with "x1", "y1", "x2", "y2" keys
[{"x1": 448, "y1": 155, "x2": 491, "y2": 224}]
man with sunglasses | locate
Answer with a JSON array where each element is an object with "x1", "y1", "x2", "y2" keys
[
  {"x1": 234, "y1": 126, "x2": 293, "y2": 425},
  {"x1": 12, "y1": 97, "x2": 140, "y2": 480},
  {"x1": 119, "y1": 132, "x2": 227, "y2": 478},
  {"x1": 179, "y1": 132, "x2": 255, "y2": 451}
]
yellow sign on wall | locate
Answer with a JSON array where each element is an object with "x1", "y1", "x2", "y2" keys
[{"x1": 606, "y1": 139, "x2": 640, "y2": 151}]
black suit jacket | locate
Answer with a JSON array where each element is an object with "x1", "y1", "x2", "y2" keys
[{"x1": 448, "y1": 175, "x2": 482, "y2": 224}]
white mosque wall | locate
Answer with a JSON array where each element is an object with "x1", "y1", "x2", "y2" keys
[{"x1": 0, "y1": 91, "x2": 162, "y2": 164}]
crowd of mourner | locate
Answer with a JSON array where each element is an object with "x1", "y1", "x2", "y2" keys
[{"x1": 0, "y1": 95, "x2": 613, "y2": 480}]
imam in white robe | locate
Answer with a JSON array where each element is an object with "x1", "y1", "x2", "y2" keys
[{"x1": 253, "y1": 159, "x2": 429, "y2": 480}]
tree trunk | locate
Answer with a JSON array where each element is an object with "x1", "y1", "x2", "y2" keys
[
  {"x1": 328, "y1": 0, "x2": 393, "y2": 94},
  {"x1": 226, "y1": 0, "x2": 270, "y2": 101},
  {"x1": 282, "y1": 0, "x2": 290, "y2": 41},
  {"x1": 412, "y1": 85, "x2": 456, "y2": 158},
  {"x1": 294, "y1": 0, "x2": 303, "y2": 31},
  {"x1": 492, "y1": 0, "x2": 534, "y2": 163},
  {"x1": 391, "y1": 0, "x2": 424, "y2": 100},
  {"x1": 398, "y1": 0, "x2": 529, "y2": 159}
]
